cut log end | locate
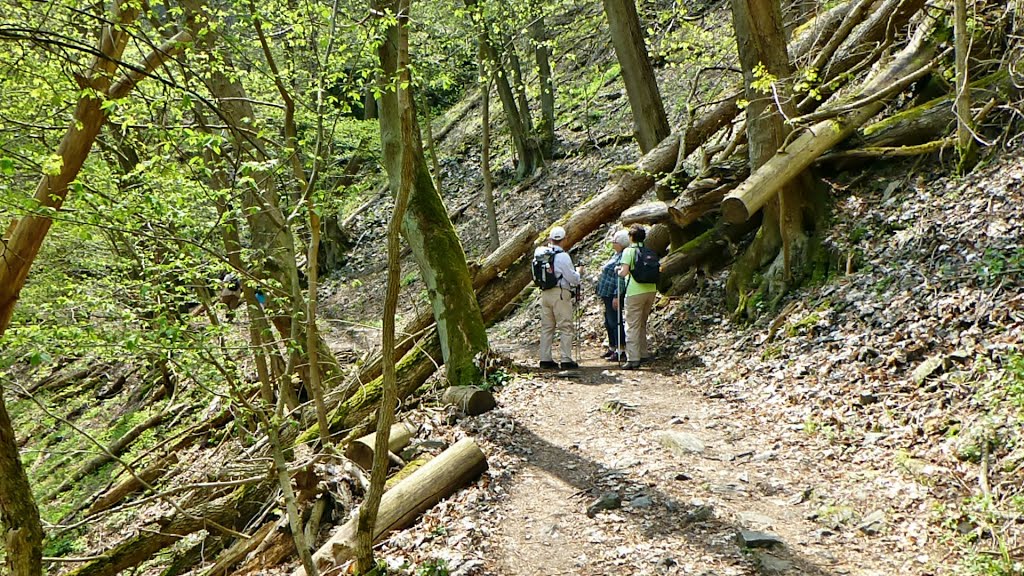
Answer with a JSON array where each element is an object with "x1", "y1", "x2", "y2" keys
[
  {"x1": 441, "y1": 386, "x2": 497, "y2": 416},
  {"x1": 721, "y1": 197, "x2": 751, "y2": 224}
]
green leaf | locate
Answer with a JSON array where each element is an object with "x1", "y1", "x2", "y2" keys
[{"x1": 42, "y1": 154, "x2": 64, "y2": 176}]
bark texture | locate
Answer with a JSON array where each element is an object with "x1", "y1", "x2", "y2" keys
[
  {"x1": 377, "y1": 2, "x2": 489, "y2": 388},
  {"x1": 602, "y1": 0, "x2": 671, "y2": 153}
]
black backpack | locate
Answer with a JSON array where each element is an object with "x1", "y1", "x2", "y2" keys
[
  {"x1": 630, "y1": 245, "x2": 661, "y2": 284},
  {"x1": 532, "y1": 247, "x2": 562, "y2": 290}
]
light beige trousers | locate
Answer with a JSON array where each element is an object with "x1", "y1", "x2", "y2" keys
[
  {"x1": 539, "y1": 287, "x2": 575, "y2": 362},
  {"x1": 624, "y1": 291, "x2": 656, "y2": 362}
]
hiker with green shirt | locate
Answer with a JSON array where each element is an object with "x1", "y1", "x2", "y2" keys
[{"x1": 616, "y1": 225, "x2": 657, "y2": 370}]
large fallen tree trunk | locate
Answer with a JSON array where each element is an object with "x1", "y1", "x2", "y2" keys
[
  {"x1": 65, "y1": 482, "x2": 273, "y2": 576},
  {"x1": 294, "y1": 437, "x2": 487, "y2": 576},
  {"x1": 722, "y1": 19, "x2": 939, "y2": 223}
]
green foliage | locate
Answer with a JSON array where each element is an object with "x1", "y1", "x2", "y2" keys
[
  {"x1": 1006, "y1": 352, "x2": 1024, "y2": 410},
  {"x1": 975, "y1": 247, "x2": 1024, "y2": 286},
  {"x1": 481, "y1": 367, "x2": 513, "y2": 392},
  {"x1": 751, "y1": 63, "x2": 777, "y2": 94},
  {"x1": 417, "y1": 558, "x2": 450, "y2": 576}
]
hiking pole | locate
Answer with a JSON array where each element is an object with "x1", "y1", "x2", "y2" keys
[{"x1": 573, "y1": 286, "x2": 583, "y2": 364}]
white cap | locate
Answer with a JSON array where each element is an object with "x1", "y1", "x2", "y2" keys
[
  {"x1": 612, "y1": 230, "x2": 630, "y2": 246},
  {"x1": 549, "y1": 226, "x2": 566, "y2": 241}
]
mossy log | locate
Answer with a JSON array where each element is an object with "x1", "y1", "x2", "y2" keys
[
  {"x1": 441, "y1": 386, "x2": 497, "y2": 416},
  {"x1": 294, "y1": 438, "x2": 488, "y2": 576},
  {"x1": 65, "y1": 482, "x2": 272, "y2": 576},
  {"x1": 659, "y1": 218, "x2": 761, "y2": 280},
  {"x1": 344, "y1": 422, "x2": 418, "y2": 470},
  {"x1": 853, "y1": 70, "x2": 1011, "y2": 149},
  {"x1": 722, "y1": 22, "x2": 937, "y2": 223}
]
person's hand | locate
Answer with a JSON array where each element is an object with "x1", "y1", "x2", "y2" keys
[{"x1": 612, "y1": 298, "x2": 619, "y2": 311}]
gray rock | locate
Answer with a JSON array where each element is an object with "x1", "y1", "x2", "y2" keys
[
  {"x1": 857, "y1": 509, "x2": 886, "y2": 535},
  {"x1": 752, "y1": 551, "x2": 793, "y2": 574},
  {"x1": 912, "y1": 355, "x2": 946, "y2": 384},
  {"x1": 684, "y1": 504, "x2": 715, "y2": 523},
  {"x1": 736, "y1": 530, "x2": 784, "y2": 549},
  {"x1": 658, "y1": 431, "x2": 706, "y2": 456},
  {"x1": 737, "y1": 511, "x2": 775, "y2": 530},
  {"x1": 629, "y1": 495, "x2": 654, "y2": 508},
  {"x1": 586, "y1": 492, "x2": 622, "y2": 518}
]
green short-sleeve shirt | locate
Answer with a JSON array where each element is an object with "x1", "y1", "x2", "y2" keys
[{"x1": 621, "y1": 244, "x2": 658, "y2": 297}]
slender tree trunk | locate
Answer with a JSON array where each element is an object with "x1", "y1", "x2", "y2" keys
[
  {"x1": 480, "y1": 48, "x2": 500, "y2": 253},
  {"x1": 356, "y1": 1, "x2": 413, "y2": 570},
  {"x1": 953, "y1": 0, "x2": 976, "y2": 171},
  {"x1": 602, "y1": 0, "x2": 670, "y2": 153},
  {"x1": 379, "y1": 0, "x2": 489, "y2": 387},
  {"x1": 422, "y1": 95, "x2": 444, "y2": 193},
  {"x1": 467, "y1": 0, "x2": 540, "y2": 178},
  {"x1": 530, "y1": 14, "x2": 556, "y2": 157},
  {"x1": 504, "y1": 34, "x2": 535, "y2": 136}
]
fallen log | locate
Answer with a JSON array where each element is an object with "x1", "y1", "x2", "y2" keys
[
  {"x1": 441, "y1": 386, "x2": 497, "y2": 416},
  {"x1": 344, "y1": 422, "x2": 418, "y2": 470},
  {"x1": 856, "y1": 71, "x2": 1010, "y2": 148},
  {"x1": 205, "y1": 519, "x2": 278, "y2": 576},
  {"x1": 65, "y1": 482, "x2": 273, "y2": 576},
  {"x1": 294, "y1": 437, "x2": 488, "y2": 576},
  {"x1": 722, "y1": 18, "x2": 938, "y2": 223},
  {"x1": 659, "y1": 218, "x2": 761, "y2": 280},
  {"x1": 621, "y1": 201, "x2": 672, "y2": 226}
]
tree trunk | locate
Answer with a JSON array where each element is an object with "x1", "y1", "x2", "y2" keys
[
  {"x1": 953, "y1": 0, "x2": 976, "y2": 171},
  {"x1": 530, "y1": 14, "x2": 556, "y2": 158},
  {"x1": 725, "y1": 0, "x2": 814, "y2": 315},
  {"x1": 295, "y1": 438, "x2": 488, "y2": 576},
  {"x1": 356, "y1": 5, "x2": 416, "y2": 568},
  {"x1": 602, "y1": 0, "x2": 670, "y2": 153},
  {"x1": 480, "y1": 51, "x2": 500, "y2": 253},
  {"x1": 377, "y1": 1, "x2": 489, "y2": 388},
  {"x1": 504, "y1": 34, "x2": 535, "y2": 137}
]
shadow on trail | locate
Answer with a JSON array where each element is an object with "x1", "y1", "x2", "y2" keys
[{"x1": 484, "y1": 355, "x2": 836, "y2": 575}]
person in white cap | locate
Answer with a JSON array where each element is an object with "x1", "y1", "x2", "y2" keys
[{"x1": 536, "y1": 226, "x2": 581, "y2": 369}]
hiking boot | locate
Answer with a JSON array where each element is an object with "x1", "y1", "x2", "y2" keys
[
  {"x1": 601, "y1": 350, "x2": 616, "y2": 360},
  {"x1": 539, "y1": 360, "x2": 559, "y2": 369},
  {"x1": 621, "y1": 361, "x2": 641, "y2": 370},
  {"x1": 560, "y1": 361, "x2": 579, "y2": 370}
]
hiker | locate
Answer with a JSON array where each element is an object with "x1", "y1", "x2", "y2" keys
[
  {"x1": 617, "y1": 225, "x2": 657, "y2": 370},
  {"x1": 534, "y1": 226, "x2": 581, "y2": 370},
  {"x1": 596, "y1": 229, "x2": 629, "y2": 362}
]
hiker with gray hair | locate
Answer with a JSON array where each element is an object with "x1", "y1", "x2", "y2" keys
[
  {"x1": 533, "y1": 226, "x2": 581, "y2": 370},
  {"x1": 596, "y1": 229, "x2": 629, "y2": 362}
]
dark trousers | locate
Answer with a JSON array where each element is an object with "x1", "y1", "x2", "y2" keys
[{"x1": 602, "y1": 295, "x2": 626, "y2": 350}]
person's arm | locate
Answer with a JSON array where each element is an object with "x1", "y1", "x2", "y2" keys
[{"x1": 556, "y1": 252, "x2": 581, "y2": 286}]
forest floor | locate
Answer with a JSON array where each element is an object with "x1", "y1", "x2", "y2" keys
[{"x1": 333, "y1": 144, "x2": 1024, "y2": 576}]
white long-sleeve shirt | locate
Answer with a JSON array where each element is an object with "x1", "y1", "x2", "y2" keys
[{"x1": 552, "y1": 250, "x2": 580, "y2": 290}]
